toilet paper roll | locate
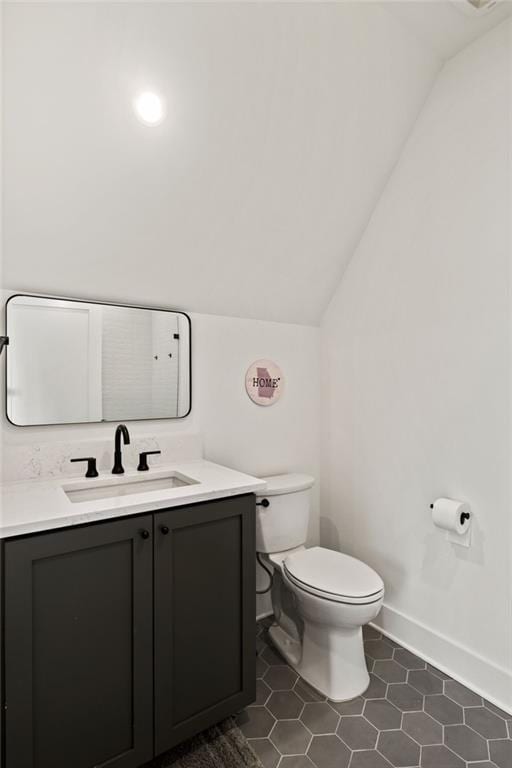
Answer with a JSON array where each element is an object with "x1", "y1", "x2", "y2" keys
[{"x1": 431, "y1": 498, "x2": 471, "y2": 535}]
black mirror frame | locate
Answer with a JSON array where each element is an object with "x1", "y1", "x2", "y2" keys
[{"x1": 4, "y1": 293, "x2": 192, "y2": 427}]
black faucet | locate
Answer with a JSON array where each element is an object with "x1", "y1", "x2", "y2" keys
[{"x1": 112, "y1": 424, "x2": 130, "y2": 474}]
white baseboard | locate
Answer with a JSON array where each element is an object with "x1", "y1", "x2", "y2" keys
[{"x1": 372, "y1": 603, "x2": 512, "y2": 715}]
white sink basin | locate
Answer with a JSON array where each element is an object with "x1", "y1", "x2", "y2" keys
[{"x1": 63, "y1": 472, "x2": 197, "y2": 503}]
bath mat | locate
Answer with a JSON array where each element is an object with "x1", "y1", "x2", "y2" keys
[{"x1": 146, "y1": 718, "x2": 263, "y2": 768}]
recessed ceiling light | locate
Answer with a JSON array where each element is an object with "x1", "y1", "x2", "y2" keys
[{"x1": 133, "y1": 91, "x2": 165, "y2": 126}]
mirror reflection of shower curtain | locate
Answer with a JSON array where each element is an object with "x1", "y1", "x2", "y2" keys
[{"x1": 7, "y1": 297, "x2": 102, "y2": 425}]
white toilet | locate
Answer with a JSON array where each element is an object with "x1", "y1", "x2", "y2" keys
[{"x1": 256, "y1": 474, "x2": 384, "y2": 702}]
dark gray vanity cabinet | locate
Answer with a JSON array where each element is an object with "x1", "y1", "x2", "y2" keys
[
  {"x1": 1, "y1": 495, "x2": 256, "y2": 768},
  {"x1": 3, "y1": 515, "x2": 154, "y2": 768},
  {"x1": 154, "y1": 496, "x2": 256, "y2": 754}
]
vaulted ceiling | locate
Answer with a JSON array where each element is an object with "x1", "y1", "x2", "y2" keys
[{"x1": 2, "y1": 2, "x2": 508, "y2": 324}]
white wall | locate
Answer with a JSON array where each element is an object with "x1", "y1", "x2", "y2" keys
[
  {"x1": 2, "y1": 308, "x2": 320, "y2": 488},
  {"x1": 321, "y1": 20, "x2": 512, "y2": 709}
]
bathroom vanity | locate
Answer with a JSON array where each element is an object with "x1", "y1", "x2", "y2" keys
[{"x1": 0, "y1": 461, "x2": 265, "y2": 768}]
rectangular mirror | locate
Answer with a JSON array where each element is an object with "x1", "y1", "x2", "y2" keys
[{"x1": 6, "y1": 294, "x2": 191, "y2": 426}]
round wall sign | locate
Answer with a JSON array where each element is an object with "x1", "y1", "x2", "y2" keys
[{"x1": 245, "y1": 359, "x2": 284, "y2": 406}]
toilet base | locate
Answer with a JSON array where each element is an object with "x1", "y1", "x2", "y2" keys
[
  {"x1": 269, "y1": 620, "x2": 370, "y2": 702},
  {"x1": 268, "y1": 623, "x2": 302, "y2": 667}
]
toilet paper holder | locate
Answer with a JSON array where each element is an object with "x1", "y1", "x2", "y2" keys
[{"x1": 429, "y1": 503, "x2": 470, "y2": 526}]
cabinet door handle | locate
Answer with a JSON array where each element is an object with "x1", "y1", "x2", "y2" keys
[
  {"x1": 161, "y1": 525, "x2": 169, "y2": 535},
  {"x1": 140, "y1": 529, "x2": 150, "y2": 540}
]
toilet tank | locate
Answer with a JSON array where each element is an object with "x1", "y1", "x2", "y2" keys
[{"x1": 256, "y1": 474, "x2": 315, "y2": 554}]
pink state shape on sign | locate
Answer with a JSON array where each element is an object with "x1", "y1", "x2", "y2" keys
[{"x1": 257, "y1": 368, "x2": 276, "y2": 399}]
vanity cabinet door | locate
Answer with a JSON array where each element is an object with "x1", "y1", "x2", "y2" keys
[
  {"x1": 3, "y1": 516, "x2": 153, "y2": 768},
  {"x1": 154, "y1": 495, "x2": 256, "y2": 754}
]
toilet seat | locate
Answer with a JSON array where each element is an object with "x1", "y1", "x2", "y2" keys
[{"x1": 284, "y1": 546, "x2": 384, "y2": 605}]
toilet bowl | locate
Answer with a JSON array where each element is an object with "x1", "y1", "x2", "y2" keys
[{"x1": 256, "y1": 474, "x2": 384, "y2": 701}]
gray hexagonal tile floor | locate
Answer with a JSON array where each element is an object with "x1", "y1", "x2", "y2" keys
[{"x1": 238, "y1": 617, "x2": 512, "y2": 768}]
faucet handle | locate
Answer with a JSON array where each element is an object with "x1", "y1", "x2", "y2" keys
[
  {"x1": 137, "y1": 450, "x2": 161, "y2": 472},
  {"x1": 70, "y1": 457, "x2": 99, "y2": 478}
]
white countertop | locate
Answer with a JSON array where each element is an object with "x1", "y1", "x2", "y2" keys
[{"x1": 0, "y1": 460, "x2": 267, "y2": 539}]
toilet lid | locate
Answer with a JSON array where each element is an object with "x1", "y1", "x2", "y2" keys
[{"x1": 284, "y1": 546, "x2": 384, "y2": 602}]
